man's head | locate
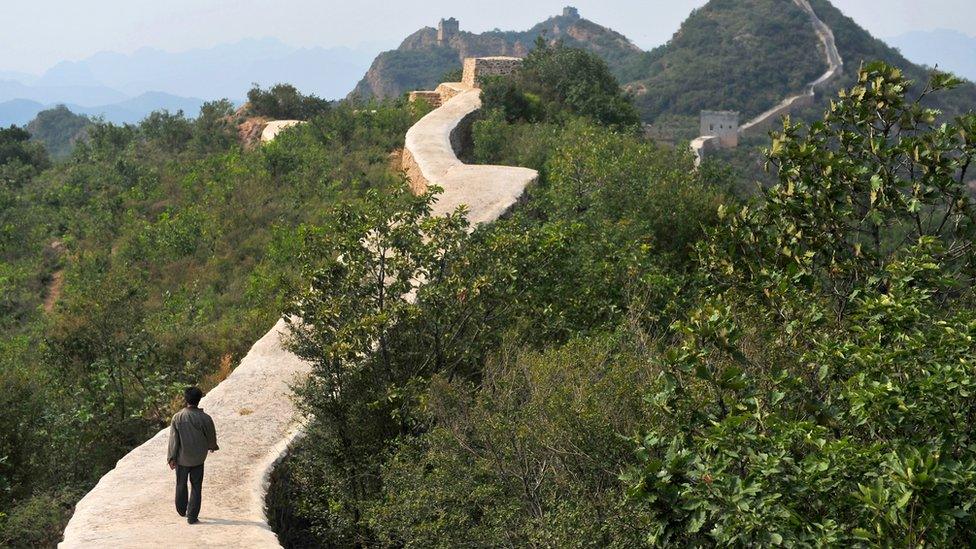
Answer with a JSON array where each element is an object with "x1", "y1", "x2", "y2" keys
[{"x1": 184, "y1": 386, "x2": 204, "y2": 407}]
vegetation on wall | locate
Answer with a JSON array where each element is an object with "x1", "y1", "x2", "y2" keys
[{"x1": 481, "y1": 41, "x2": 640, "y2": 131}]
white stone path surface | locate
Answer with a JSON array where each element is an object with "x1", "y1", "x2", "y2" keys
[
  {"x1": 738, "y1": 0, "x2": 843, "y2": 135},
  {"x1": 60, "y1": 88, "x2": 536, "y2": 548}
]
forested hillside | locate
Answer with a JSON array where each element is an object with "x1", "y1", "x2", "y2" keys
[
  {"x1": 0, "y1": 92, "x2": 426, "y2": 545},
  {"x1": 1, "y1": 2, "x2": 975, "y2": 547},
  {"x1": 272, "y1": 42, "x2": 976, "y2": 546},
  {"x1": 353, "y1": 0, "x2": 976, "y2": 142}
]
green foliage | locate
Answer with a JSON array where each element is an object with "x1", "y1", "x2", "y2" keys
[
  {"x1": 140, "y1": 110, "x2": 194, "y2": 153},
  {"x1": 623, "y1": 63, "x2": 976, "y2": 545},
  {"x1": 0, "y1": 488, "x2": 82, "y2": 548},
  {"x1": 481, "y1": 41, "x2": 640, "y2": 131},
  {"x1": 0, "y1": 125, "x2": 49, "y2": 187},
  {"x1": 273, "y1": 111, "x2": 728, "y2": 545},
  {"x1": 0, "y1": 98, "x2": 422, "y2": 543},
  {"x1": 191, "y1": 99, "x2": 236, "y2": 153},
  {"x1": 368, "y1": 338, "x2": 654, "y2": 548},
  {"x1": 246, "y1": 83, "x2": 332, "y2": 120}
]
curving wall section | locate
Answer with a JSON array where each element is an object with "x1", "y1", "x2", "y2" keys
[
  {"x1": 402, "y1": 86, "x2": 537, "y2": 224},
  {"x1": 60, "y1": 77, "x2": 535, "y2": 548}
]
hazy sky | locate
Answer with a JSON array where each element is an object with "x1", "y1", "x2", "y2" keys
[{"x1": 3, "y1": 0, "x2": 975, "y2": 74}]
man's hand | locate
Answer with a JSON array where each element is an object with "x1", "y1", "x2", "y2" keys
[{"x1": 168, "y1": 459, "x2": 177, "y2": 470}]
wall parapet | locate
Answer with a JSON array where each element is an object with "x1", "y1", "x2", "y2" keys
[{"x1": 402, "y1": 88, "x2": 537, "y2": 224}]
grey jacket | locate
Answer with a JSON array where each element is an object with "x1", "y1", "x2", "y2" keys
[{"x1": 167, "y1": 406, "x2": 219, "y2": 467}]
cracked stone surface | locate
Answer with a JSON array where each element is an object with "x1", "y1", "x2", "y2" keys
[{"x1": 60, "y1": 86, "x2": 537, "y2": 548}]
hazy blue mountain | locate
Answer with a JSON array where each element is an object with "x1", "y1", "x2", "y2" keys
[
  {"x1": 888, "y1": 29, "x2": 976, "y2": 82},
  {"x1": 36, "y1": 38, "x2": 380, "y2": 101},
  {"x1": 0, "y1": 37, "x2": 382, "y2": 125},
  {"x1": 1, "y1": 92, "x2": 207, "y2": 126},
  {"x1": 71, "y1": 92, "x2": 207, "y2": 124},
  {"x1": 0, "y1": 79, "x2": 129, "y2": 107},
  {"x1": 0, "y1": 70, "x2": 37, "y2": 84},
  {"x1": 0, "y1": 99, "x2": 47, "y2": 126}
]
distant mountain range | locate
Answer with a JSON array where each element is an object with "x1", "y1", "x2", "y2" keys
[
  {"x1": 0, "y1": 93, "x2": 207, "y2": 126},
  {"x1": 0, "y1": 38, "x2": 383, "y2": 126},
  {"x1": 887, "y1": 29, "x2": 976, "y2": 83},
  {"x1": 354, "y1": 1, "x2": 976, "y2": 139}
]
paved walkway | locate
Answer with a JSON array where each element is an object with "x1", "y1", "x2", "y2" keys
[
  {"x1": 60, "y1": 88, "x2": 536, "y2": 548},
  {"x1": 738, "y1": 0, "x2": 843, "y2": 135}
]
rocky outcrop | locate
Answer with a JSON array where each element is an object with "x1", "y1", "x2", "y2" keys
[{"x1": 350, "y1": 10, "x2": 641, "y2": 100}]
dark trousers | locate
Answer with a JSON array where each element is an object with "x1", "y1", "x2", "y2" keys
[{"x1": 175, "y1": 464, "x2": 204, "y2": 520}]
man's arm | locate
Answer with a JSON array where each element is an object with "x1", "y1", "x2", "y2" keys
[
  {"x1": 205, "y1": 415, "x2": 219, "y2": 452},
  {"x1": 167, "y1": 421, "x2": 180, "y2": 468}
]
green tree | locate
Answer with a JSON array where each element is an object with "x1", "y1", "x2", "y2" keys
[
  {"x1": 0, "y1": 126, "x2": 49, "y2": 187},
  {"x1": 281, "y1": 184, "x2": 468, "y2": 544},
  {"x1": 624, "y1": 62, "x2": 976, "y2": 546},
  {"x1": 247, "y1": 83, "x2": 331, "y2": 120},
  {"x1": 481, "y1": 41, "x2": 640, "y2": 131}
]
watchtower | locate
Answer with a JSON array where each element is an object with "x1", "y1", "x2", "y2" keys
[
  {"x1": 563, "y1": 6, "x2": 580, "y2": 19},
  {"x1": 700, "y1": 110, "x2": 739, "y2": 148},
  {"x1": 438, "y1": 17, "x2": 460, "y2": 44}
]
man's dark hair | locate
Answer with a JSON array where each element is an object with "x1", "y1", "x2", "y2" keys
[{"x1": 184, "y1": 386, "x2": 204, "y2": 406}]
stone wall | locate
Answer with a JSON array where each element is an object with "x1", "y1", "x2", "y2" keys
[
  {"x1": 409, "y1": 57, "x2": 523, "y2": 107},
  {"x1": 438, "y1": 17, "x2": 459, "y2": 44},
  {"x1": 401, "y1": 87, "x2": 538, "y2": 226},
  {"x1": 408, "y1": 91, "x2": 443, "y2": 108},
  {"x1": 700, "y1": 110, "x2": 739, "y2": 148},
  {"x1": 461, "y1": 57, "x2": 523, "y2": 88},
  {"x1": 738, "y1": 92, "x2": 816, "y2": 138}
]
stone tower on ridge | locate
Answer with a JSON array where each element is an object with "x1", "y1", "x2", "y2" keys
[
  {"x1": 563, "y1": 6, "x2": 580, "y2": 19},
  {"x1": 438, "y1": 17, "x2": 460, "y2": 44},
  {"x1": 700, "y1": 110, "x2": 740, "y2": 149}
]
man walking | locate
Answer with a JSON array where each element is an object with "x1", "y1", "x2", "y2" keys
[{"x1": 167, "y1": 386, "x2": 219, "y2": 524}]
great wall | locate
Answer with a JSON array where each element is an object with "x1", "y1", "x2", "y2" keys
[
  {"x1": 60, "y1": 5, "x2": 844, "y2": 544},
  {"x1": 692, "y1": 0, "x2": 843, "y2": 164},
  {"x1": 59, "y1": 58, "x2": 536, "y2": 549}
]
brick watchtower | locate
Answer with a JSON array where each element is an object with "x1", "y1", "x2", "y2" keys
[{"x1": 438, "y1": 17, "x2": 460, "y2": 45}]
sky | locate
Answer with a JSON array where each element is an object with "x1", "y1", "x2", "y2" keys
[{"x1": 3, "y1": 0, "x2": 975, "y2": 75}]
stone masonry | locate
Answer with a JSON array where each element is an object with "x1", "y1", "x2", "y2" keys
[
  {"x1": 700, "y1": 110, "x2": 740, "y2": 148},
  {"x1": 461, "y1": 57, "x2": 523, "y2": 88},
  {"x1": 409, "y1": 57, "x2": 523, "y2": 106},
  {"x1": 438, "y1": 17, "x2": 460, "y2": 44}
]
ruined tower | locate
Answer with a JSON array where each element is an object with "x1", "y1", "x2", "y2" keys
[
  {"x1": 438, "y1": 17, "x2": 460, "y2": 45},
  {"x1": 700, "y1": 110, "x2": 740, "y2": 148},
  {"x1": 563, "y1": 6, "x2": 580, "y2": 19}
]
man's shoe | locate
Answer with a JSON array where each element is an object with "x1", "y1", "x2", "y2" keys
[{"x1": 187, "y1": 518, "x2": 199, "y2": 525}]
